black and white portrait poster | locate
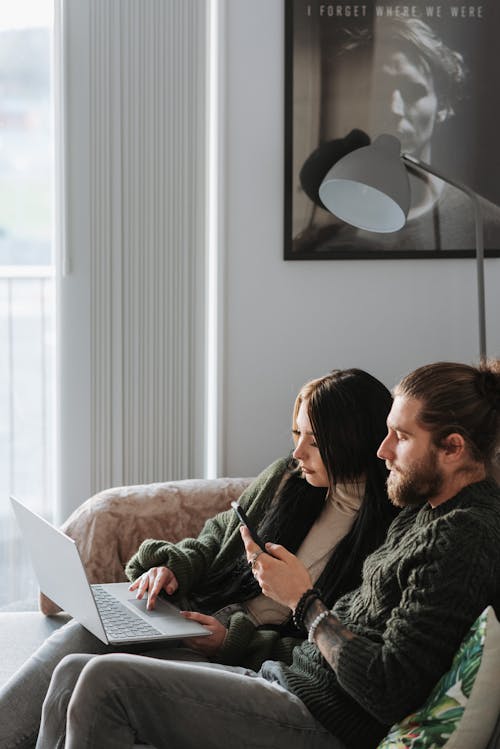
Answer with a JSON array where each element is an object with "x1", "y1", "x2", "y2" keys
[{"x1": 285, "y1": 0, "x2": 500, "y2": 259}]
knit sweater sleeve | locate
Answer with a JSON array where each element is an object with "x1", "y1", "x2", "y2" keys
[
  {"x1": 217, "y1": 610, "x2": 302, "y2": 671},
  {"x1": 334, "y1": 500, "x2": 500, "y2": 725},
  {"x1": 124, "y1": 457, "x2": 288, "y2": 597}
]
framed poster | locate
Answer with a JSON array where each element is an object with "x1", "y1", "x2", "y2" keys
[{"x1": 284, "y1": 0, "x2": 500, "y2": 259}]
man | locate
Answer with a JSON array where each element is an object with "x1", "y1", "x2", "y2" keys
[{"x1": 37, "y1": 361, "x2": 500, "y2": 749}]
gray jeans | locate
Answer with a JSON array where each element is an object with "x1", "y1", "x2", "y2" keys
[
  {"x1": 38, "y1": 653, "x2": 342, "y2": 749},
  {"x1": 0, "y1": 619, "x2": 208, "y2": 749}
]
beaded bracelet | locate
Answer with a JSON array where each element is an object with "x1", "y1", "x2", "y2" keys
[
  {"x1": 308, "y1": 609, "x2": 331, "y2": 644},
  {"x1": 292, "y1": 588, "x2": 320, "y2": 631},
  {"x1": 292, "y1": 587, "x2": 321, "y2": 632}
]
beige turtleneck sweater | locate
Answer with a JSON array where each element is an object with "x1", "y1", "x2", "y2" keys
[{"x1": 243, "y1": 481, "x2": 365, "y2": 625}]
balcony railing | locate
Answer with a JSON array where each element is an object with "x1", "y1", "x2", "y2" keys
[{"x1": 0, "y1": 266, "x2": 55, "y2": 609}]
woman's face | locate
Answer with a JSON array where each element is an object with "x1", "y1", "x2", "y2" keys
[{"x1": 292, "y1": 400, "x2": 330, "y2": 488}]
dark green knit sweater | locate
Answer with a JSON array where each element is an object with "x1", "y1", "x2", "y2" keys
[
  {"x1": 262, "y1": 479, "x2": 500, "y2": 749},
  {"x1": 125, "y1": 458, "x2": 306, "y2": 666}
]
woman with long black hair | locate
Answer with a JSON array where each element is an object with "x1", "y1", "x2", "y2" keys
[{"x1": 125, "y1": 368, "x2": 396, "y2": 667}]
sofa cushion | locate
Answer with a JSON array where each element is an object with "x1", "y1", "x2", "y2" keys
[
  {"x1": 0, "y1": 611, "x2": 70, "y2": 689},
  {"x1": 377, "y1": 606, "x2": 500, "y2": 749}
]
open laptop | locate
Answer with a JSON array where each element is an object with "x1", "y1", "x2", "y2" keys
[{"x1": 10, "y1": 496, "x2": 210, "y2": 646}]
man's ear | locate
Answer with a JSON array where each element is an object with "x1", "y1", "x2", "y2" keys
[{"x1": 440, "y1": 432, "x2": 466, "y2": 461}]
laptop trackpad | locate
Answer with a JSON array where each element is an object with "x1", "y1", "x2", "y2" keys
[
  {"x1": 98, "y1": 582, "x2": 209, "y2": 637},
  {"x1": 127, "y1": 595, "x2": 180, "y2": 618},
  {"x1": 126, "y1": 596, "x2": 209, "y2": 636}
]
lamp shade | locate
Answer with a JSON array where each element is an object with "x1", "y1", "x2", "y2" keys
[{"x1": 318, "y1": 134, "x2": 411, "y2": 232}]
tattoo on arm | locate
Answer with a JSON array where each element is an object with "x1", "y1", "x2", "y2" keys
[{"x1": 303, "y1": 598, "x2": 356, "y2": 671}]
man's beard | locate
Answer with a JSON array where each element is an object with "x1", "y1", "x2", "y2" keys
[{"x1": 387, "y1": 450, "x2": 444, "y2": 508}]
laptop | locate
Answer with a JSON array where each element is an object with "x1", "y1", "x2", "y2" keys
[{"x1": 10, "y1": 496, "x2": 211, "y2": 646}]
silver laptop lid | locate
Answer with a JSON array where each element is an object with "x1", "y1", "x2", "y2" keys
[{"x1": 10, "y1": 496, "x2": 107, "y2": 642}]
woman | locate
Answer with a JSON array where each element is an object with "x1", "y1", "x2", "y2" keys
[
  {"x1": 0, "y1": 368, "x2": 395, "y2": 748},
  {"x1": 124, "y1": 367, "x2": 396, "y2": 667}
]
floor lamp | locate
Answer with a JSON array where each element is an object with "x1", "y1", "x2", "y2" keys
[{"x1": 318, "y1": 134, "x2": 487, "y2": 360}]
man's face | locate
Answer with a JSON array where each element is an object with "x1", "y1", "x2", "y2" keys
[
  {"x1": 370, "y1": 46, "x2": 440, "y2": 158},
  {"x1": 377, "y1": 395, "x2": 444, "y2": 508}
]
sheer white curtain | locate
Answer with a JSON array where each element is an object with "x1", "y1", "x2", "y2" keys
[
  {"x1": 0, "y1": 3, "x2": 56, "y2": 607},
  {"x1": 58, "y1": 0, "x2": 210, "y2": 519}
]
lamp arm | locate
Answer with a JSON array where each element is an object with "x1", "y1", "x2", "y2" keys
[{"x1": 402, "y1": 153, "x2": 486, "y2": 360}]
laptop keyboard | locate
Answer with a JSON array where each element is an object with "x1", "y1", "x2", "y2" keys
[{"x1": 92, "y1": 585, "x2": 160, "y2": 640}]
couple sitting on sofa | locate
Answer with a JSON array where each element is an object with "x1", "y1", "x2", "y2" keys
[{"x1": 1, "y1": 362, "x2": 500, "y2": 749}]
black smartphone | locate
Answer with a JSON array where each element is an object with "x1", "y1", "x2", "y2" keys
[{"x1": 231, "y1": 500, "x2": 266, "y2": 551}]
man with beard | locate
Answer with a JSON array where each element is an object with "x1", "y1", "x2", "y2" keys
[
  {"x1": 33, "y1": 361, "x2": 500, "y2": 749},
  {"x1": 379, "y1": 375, "x2": 487, "y2": 508},
  {"x1": 238, "y1": 359, "x2": 500, "y2": 743}
]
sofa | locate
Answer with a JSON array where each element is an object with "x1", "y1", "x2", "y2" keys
[{"x1": 1, "y1": 474, "x2": 500, "y2": 749}]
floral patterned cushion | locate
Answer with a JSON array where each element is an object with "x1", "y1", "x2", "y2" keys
[{"x1": 377, "y1": 606, "x2": 500, "y2": 749}]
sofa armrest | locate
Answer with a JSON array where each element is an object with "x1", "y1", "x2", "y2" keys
[{"x1": 40, "y1": 476, "x2": 253, "y2": 615}]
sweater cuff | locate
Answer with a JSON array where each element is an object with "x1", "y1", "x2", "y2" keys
[
  {"x1": 124, "y1": 539, "x2": 193, "y2": 593},
  {"x1": 217, "y1": 611, "x2": 257, "y2": 666}
]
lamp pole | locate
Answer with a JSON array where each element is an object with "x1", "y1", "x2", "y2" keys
[{"x1": 402, "y1": 153, "x2": 487, "y2": 361}]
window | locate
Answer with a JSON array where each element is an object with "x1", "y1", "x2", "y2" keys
[{"x1": 0, "y1": 1, "x2": 55, "y2": 609}]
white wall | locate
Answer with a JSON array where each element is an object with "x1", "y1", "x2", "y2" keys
[{"x1": 221, "y1": 0, "x2": 500, "y2": 477}]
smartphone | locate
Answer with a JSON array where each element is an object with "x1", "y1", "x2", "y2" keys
[{"x1": 231, "y1": 500, "x2": 266, "y2": 551}]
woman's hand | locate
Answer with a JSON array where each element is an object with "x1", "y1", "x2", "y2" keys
[
  {"x1": 240, "y1": 526, "x2": 313, "y2": 610},
  {"x1": 180, "y1": 612, "x2": 227, "y2": 656},
  {"x1": 128, "y1": 566, "x2": 179, "y2": 610}
]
